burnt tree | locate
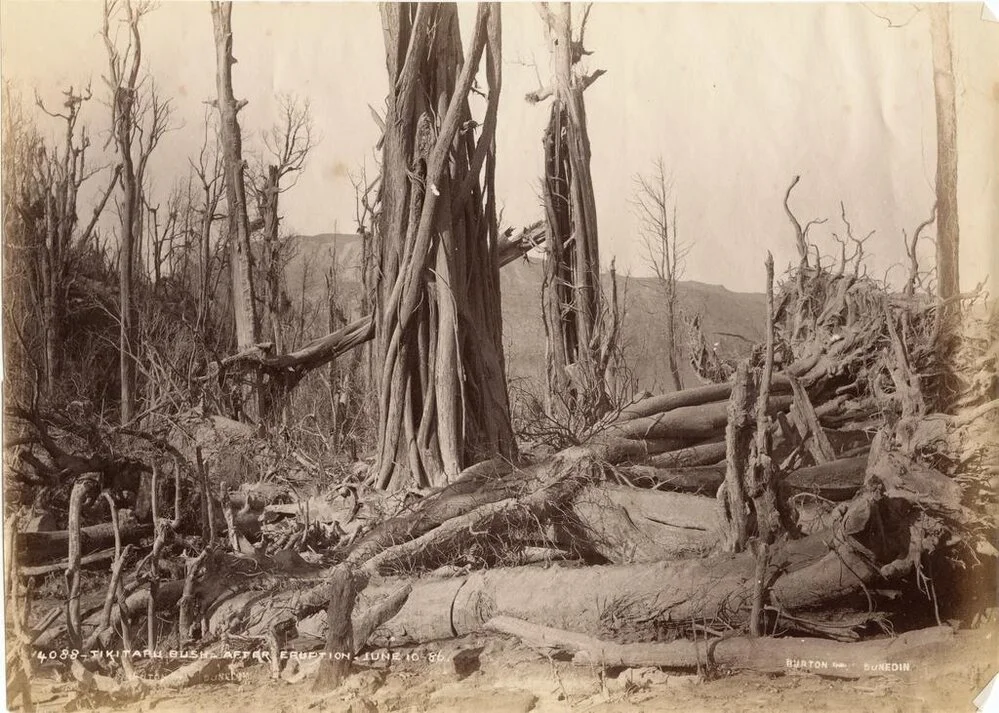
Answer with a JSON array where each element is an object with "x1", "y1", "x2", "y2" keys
[{"x1": 374, "y1": 3, "x2": 514, "y2": 489}]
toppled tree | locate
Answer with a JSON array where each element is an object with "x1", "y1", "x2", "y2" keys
[
  {"x1": 102, "y1": 0, "x2": 172, "y2": 424},
  {"x1": 634, "y1": 157, "x2": 688, "y2": 392},
  {"x1": 529, "y1": 2, "x2": 615, "y2": 428},
  {"x1": 372, "y1": 3, "x2": 514, "y2": 489}
]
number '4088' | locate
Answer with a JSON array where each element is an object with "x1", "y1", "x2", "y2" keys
[{"x1": 36, "y1": 649, "x2": 81, "y2": 662}]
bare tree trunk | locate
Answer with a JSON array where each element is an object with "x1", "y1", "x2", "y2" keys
[
  {"x1": 537, "y1": 3, "x2": 611, "y2": 424},
  {"x1": 211, "y1": 1, "x2": 263, "y2": 421},
  {"x1": 119, "y1": 166, "x2": 138, "y2": 423},
  {"x1": 929, "y1": 3, "x2": 959, "y2": 308},
  {"x1": 634, "y1": 159, "x2": 684, "y2": 392},
  {"x1": 373, "y1": 3, "x2": 514, "y2": 490},
  {"x1": 103, "y1": 0, "x2": 170, "y2": 424},
  {"x1": 664, "y1": 294, "x2": 682, "y2": 392},
  {"x1": 260, "y1": 165, "x2": 284, "y2": 354}
]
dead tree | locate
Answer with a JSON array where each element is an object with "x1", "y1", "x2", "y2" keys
[
  {"x1": 143, "y1": 189, "x2": 181, "y2": 286},
  {"x1": 531, "y1": 2, "x2": 613, "y2": 426},
  {"x1": 24, "y1": 87, "x2": 120, "y2": 399},
  {"x1": 373, "y1": 3, "x2": 514, "y2": 489},
  {"x1": 634, "y1": 157, "x2": 688, "y2": 392},
  {"x1": 928, "y1": 3, "x2": 959, "y2": 311},
  {"x1": 210, "y1": 0, "x2": 264, "y2": 420},
  {"x1": 189, "y1": 106, "x2": 226, "y2": 331},
  {"x1": 102, "y1": 0, "x2": 171, "y2": 424},
  {"x1": 251, "y1": 94, "x2": 315, "y2": 355}
]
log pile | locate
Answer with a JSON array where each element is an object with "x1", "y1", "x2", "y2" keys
[{"x1": 5, "y1": 260, "x2": 995, "y2": 703}]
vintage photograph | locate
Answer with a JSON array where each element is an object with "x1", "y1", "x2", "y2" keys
[{"x1": 2, "y1": 1, "x2": 997, "y2": 711}]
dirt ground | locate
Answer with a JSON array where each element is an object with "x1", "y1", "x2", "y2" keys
[{"x1": 16, "y1": 622, "x2": 999, "y2": 713}]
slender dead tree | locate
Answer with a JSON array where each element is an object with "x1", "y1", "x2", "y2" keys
[
  {"x1": 102, "y1": 0, "x2": 171, "y2": 424},
  {"x1": 143, "y1": 188, "x2": 181, "y2": 286},
  {"x1": 928, "y1": 3, "x2": 959, "y2": 310},
  {"x1": 210, "y1": 0, "x2": 264, "y2": 420},
  {"x1": 530, "y1": 2, "x2": 612, "y2": 425},
  {"x1": 374, "y1": 3, "x2": 514, "y2": 489},
  {"x1": 189, "y1": 106, "x2": 226, "y2": 331},
  {"x1": 633, "y1": 157, "x2": 688, "y2": 392},
  {"x1": 250, "y1": 94, "x2": 315, "y2": 355}
]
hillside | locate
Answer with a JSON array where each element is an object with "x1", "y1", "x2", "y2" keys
[{"x1": 282, "y1": 233, "x2": 766, "y2": 392}]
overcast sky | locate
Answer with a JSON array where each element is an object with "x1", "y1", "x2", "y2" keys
[{"x1": 2, "y1": 2, "x2": 996, "y2": 293}]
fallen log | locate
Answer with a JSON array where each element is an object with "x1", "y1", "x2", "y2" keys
[
  {"x1": 783, "y1": 454, "x2": 868, "y2": 501},
  {"x1": 18, "y1": 522, "x2": 152, "y2": 566},
  {"x1": 603, "y1": 394, "x2": 793, "y2": 442},
  {"x1": 610, "y1": 379, "x2": 793, "y2": 425},
  {"x1": 570, "y1": 485, "x2": 719, "y2": 563},
  {"x1": 486, "y1": 615, "x2": 955, "y2": 678},
  {"x1": 18, "y1": 547, "x2": 117, "y2": 577},
  {"x1": 619, "y1": 463, "x2": 725, "y2": 493},
  {"x1": 341, "y1": 506, "x2": 889, "y2": 646},
  {"x1": 620, "y1": 454, "x2": 868, "y2": 502},
  {"x1": 641, "y1": 441, "x2": 726, "y2": 469}
]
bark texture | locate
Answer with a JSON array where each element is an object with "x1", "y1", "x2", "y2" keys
[
  {"x1": 211, "y1": 1, "x2": 264, "y2": 419},
  {"x1": 538, "y1": 3, "x2": 612, "y2": 426},
  {"x1": 929, "y1": 3, "x2": 959, "y2": 307},
  {"x1": 373, "y1": 3, "x2": 514, "y2": 489}
]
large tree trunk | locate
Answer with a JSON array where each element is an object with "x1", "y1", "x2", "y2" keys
[
  {"x1": 373, "y1": 3, "x2": 514, "y2": 490},
  {"x1": 211, "y1": 1, "x2": 264, "y2": 421}
]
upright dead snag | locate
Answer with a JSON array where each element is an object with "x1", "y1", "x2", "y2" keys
[
  {"x1": 929, "y1": 3, "x2": 959, "y2": 311},
  {"x1": 532, "y1": 2, "x2": 613, "y2": 426},
  {"x1": 102, "y1": 0, "x2": 171, "y2": 423},
  {"x1": 251, "y1": 94, "x2": 315, "y2": 357},
  {"x1": 717, "y1": 360, "x2": 754, "y2": 553},
  {"x1": 374, "y1": 3, "x2": 514, "y2": 489},
  {"x1": 211, "y1": 1, "x2": 264, "y2": 419},
  {"x1": 719, "y1": 255, "x2": 784, "y2": 557},
  {"x1": 312, "y1": 564, "x2": 356, "y2": 691}
]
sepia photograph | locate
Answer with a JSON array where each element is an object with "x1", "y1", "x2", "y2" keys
[{"x1": 1, "y1": 1, "x2": 997, "y2": 711}]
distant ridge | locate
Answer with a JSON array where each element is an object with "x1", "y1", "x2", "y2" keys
[{"x1": 284, "y1": 233, "x2": 765, "y2": 391}]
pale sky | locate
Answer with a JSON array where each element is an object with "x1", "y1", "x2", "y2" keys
[{"x1": 2, "y1": 2, "x2": 996, "y2": 293}]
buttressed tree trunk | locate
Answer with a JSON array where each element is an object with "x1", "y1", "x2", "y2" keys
[
  {"x1": 374, "y1": 3, "x2": 514, "y2": 490},
  {"x1": 211, "y1": 1, "x2": 264, "y2": 420},
  {"x1": 535, "y1": 3, "x2": 611, "y2": 425}
]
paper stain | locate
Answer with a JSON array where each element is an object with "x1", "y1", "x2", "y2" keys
[{"x1": 324, "y1": 162, "x2": 350, "y2": 181}]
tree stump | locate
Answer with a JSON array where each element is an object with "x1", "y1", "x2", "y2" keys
[{"x1": 312, "y1": 564, "x2": 356, "y2": 692}]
